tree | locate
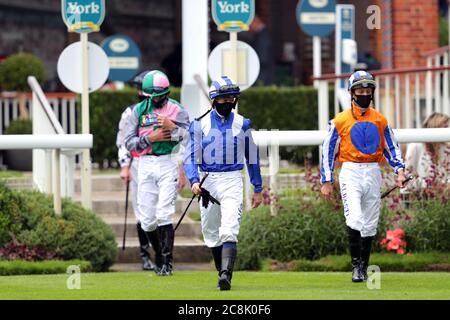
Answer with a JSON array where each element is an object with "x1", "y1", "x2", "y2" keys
[{"x1": 0, "y1": 53, "x2": 46, "y2": 119}]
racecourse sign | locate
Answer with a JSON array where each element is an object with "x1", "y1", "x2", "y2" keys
[
  {"x1": 212, "y1": 0, "x2": 255, "y2": 32},
  {"x1": 61, "y1": 0, "x2": 105, "y2": 33},
  {"x1": 296, "y1": 0, "x2": 336, "y2": 38}
]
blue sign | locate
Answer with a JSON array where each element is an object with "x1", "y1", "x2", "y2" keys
[
  {"x1": 212, "y1": 0, "x2": 255, "y2": 32},
  {"x1": 336, "y1": 5, "x2": 355, "y2": 88},
  {"x1": 62, "y1": 0, "x2": 105, "y2": 33},
  {"x1": 101, "y1": 35, "x2": 141, "y2": 82},
  {"x1": 297, "y1": 0, "x2": 336, "y2": 38}
]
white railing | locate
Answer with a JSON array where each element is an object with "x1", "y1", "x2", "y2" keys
[
  {"x1": 314, "y1": 60, "x2": 450, "y2": 132},
  {"x1": 0, "y1": 91, "x2": 78, "y2": 135},
  {"x1": 248, "y1": 128, "x2": 450, "y2": 215},
  {"x1": 27, "y1": 76, "x2": 82, "y2": 200},
  {"x1": 423, "y1": 46, "x2": 450, "y2": 123},
  {"x1": 0, "y1": 75, "x2": 91, "y2": 215},
  {"x1": 0, "y1": 134, "x2": 92, "y2": 215}
]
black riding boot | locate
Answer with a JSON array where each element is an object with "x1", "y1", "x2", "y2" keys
[
  {"x1": 360, "y1": 236, "x2": 374, "y2": 281},
  {"x1": 347, "y1": 227, "x2": 363, "y2": 283},
  {"x1": 158, "y1": 224, "x2": 175, "y2": 276},
  {"x1": 211, "y1": 245, "x2": 223, "y2": 288},
  {"x1": 145, "y1": 228, "x2": 163, "y2": 274},
  {"x1": 218, "y1": 245, "x2": 237, "y2": 291},
  {"x1": 137, "y1": 223, "x2": 155, "y2": 271}
]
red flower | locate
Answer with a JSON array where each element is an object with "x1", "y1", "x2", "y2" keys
[
  {"x1": 380, "y1": 228, "x2": 407, "y2": 255},
  {"x1": 386, "y1": 230, "x2": 395, "y2": 240},
  {"x1": 393, "y1": 228, "x2": 405, "y2": 238}
]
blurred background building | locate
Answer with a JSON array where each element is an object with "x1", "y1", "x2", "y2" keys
[{"x1": 0, "y1": 0, "x2": 447, "y2": 89}]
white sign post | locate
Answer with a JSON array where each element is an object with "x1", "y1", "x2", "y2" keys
[
  {"x1": 181, "y1": 0, "x2": 209, "y2": 120},
  {"x1": 297, "y1": 0, "x2": 336, "y2": 88},
  {"x1": 211, "y1": 0, "x2": 255, "y2": 113},
  {"x1": 61, "y1": 0, "x2": 106, "y2": 210},
  {"x1": 208, "y1": 40, "x2": 260, "y2": 91}
]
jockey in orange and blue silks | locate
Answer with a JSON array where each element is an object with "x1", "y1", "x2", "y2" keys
[{"x1": 320, "y1": 70, "x2": 408, "y2": 283}]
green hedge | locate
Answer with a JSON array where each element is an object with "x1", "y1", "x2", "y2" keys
[
  {"x1": 261, "y1": 252, "x2": 450, "y2": 272},
  {"x1": 0, "y1": 183, "x2": 117, "y2": 271},
  {"x1": 88, "y1": 86, "x2": 333, "y2": 167},
  {"x1": 236, "y1": 185, "x2": 450, "y2": 271},
  {"x1": 0, "y1": 259, "x2": 92, "y2": 276},
  {"x1": 401, "y1": 200, "x2": 450, "y2": 252},
  {"x1": 4, "y1": 119, "x2": 32, "y2": 134},
  {"x1": 235, "y1": 192, "x2": 390, "y2": 270}
]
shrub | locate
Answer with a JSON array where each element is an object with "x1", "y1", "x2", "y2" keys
[
  {"x1": 401, "y1": 200, "x2": 450, "y2": 253},
  {"x1": 88, "y1": 86, "x2": 334, "y2": 167},
  {"x1": 236, "y1": 186, "x2": 392, "y2": 270},
  {"x1": 262, "y1": 252, "x2": 450, "y2": 272},
  {"x1": 0, "y1": 243, "x2": 57, "y2": 261},
  {"x1": 0, "y1": 185, "x2": 117, "y2": 271},
  {"x1": 4, "y1": 119, "x2": 32, "y2": 134},
  {"x1": 0, "y1": 182, "x2": 25, "y2": 245},
  {"x1": 0, "y1": 259, "x2": 92, "y2": 276},
  {"x1": 0, "y1": 53, "x2": 45, "y2": 92}
]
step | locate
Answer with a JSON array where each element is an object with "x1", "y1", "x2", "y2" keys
[
  {"x1": 102, "y1": 214, "x2": 202, "y2": 238},
  {"x1": 118, "y1": 237, "x2": 210, "y2": 263},
  {"x1": 72, "y1": 192, "x2": 200, "y2": 215},
  {"x1": 74, "y1": 172, "x2": 309, "y2": 193},
  {"x1": 74, "y1": 174, "x2": 123, "y2": 193}
]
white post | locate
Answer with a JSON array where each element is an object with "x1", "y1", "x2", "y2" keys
[
  {"x1": 395, "y1": 75, "x2": 400, "y2": 128},
  {"x1": 443, "y1": 52, "x2": 450, "y2": 116},
  {"x1": 385, "y1": 76, "x2": 392, "y2": 124},
  {"x1": 268, "y1": 144, "x2": 279, "y2": 217},
  {"x1": 53, "y1": 149, "x2": 61, "y2": 215},
  {"x1": 405, "y1": 74, "x2": 411, "y2": 128},
  {"x1": 313, "y1": 36, "x2": 322, "y2": 88},
  {"x1": 426, "y1": 57, "x2": 433, "y2": 116},
  {"x1": 80, "y1": 33, "x2": 92, "y2": 210},
  {"x1": 45, "y1": 150, "x2": 52, "y2": 193},
  {"x1": 181, "y1": 0, "x2": 209, "y2": 119},
  {"x1": 334, "y1": 79, "x2": 339, "y2": 115},
  {"x1": 318, "y1": 80, "x2": 329, "y2": 166},
  {"x1": 318, "y1": 81, "x2": 330, "y2": 132},
  {"x1": 415, "y1": 73, "x2": 421, "y2": 128},
  {"x1": 435, "y1": 54, "x2": 441, "y2": 113}
]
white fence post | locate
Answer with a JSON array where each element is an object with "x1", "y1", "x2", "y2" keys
[
  {"x1": 415, "y1": 73, "x2": 421, "y2": 128},
  {"x1": 404, "y1": 74, "x2": 411, "y2": 128},
  {"x1": 45, "y1": 149, "x2": 53, "y2": 193},
  {"x1": 426, "y1": 57, "x2": 433, "y2": 116},
  {"x1": 385, "y1": 76, "x2": 392, "y2": 125},
  {"x1": 53, "y1": 149, "x2": 62, "y2": 215},
  {"x1": 395, "y1": 75, "x2": 400, "y2": 128},
  {"x1": 435, "y1": 54, "x2": 441, "y2": 113},
  {"x1": 269, "y1": 144, "x2": 279, "y2": 217},
  {"x1": 443, "y1": 53, "x2": 450, "y2": 116}
]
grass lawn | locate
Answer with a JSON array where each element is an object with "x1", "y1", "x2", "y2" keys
[
  {"x1": 1, "y1": 271, "x2": 449, "y2": 300},
  {"x1": 0, "y1": 170, "x2": 24, "y2": 178}
]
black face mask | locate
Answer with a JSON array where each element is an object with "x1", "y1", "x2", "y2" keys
[
  {"x1": 214, "y1": 101, "x2": 235, "y2": 117},
  {"x1": 152, "y1": 96, "x2": 168, "y2": 108},
  {"x1": 354, "y1": 95, "x2": 372, "y2": 109}
]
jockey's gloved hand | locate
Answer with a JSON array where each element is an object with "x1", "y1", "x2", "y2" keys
[{"x1": 198, "y1": 187, "x2": 221, "y2": 208}]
